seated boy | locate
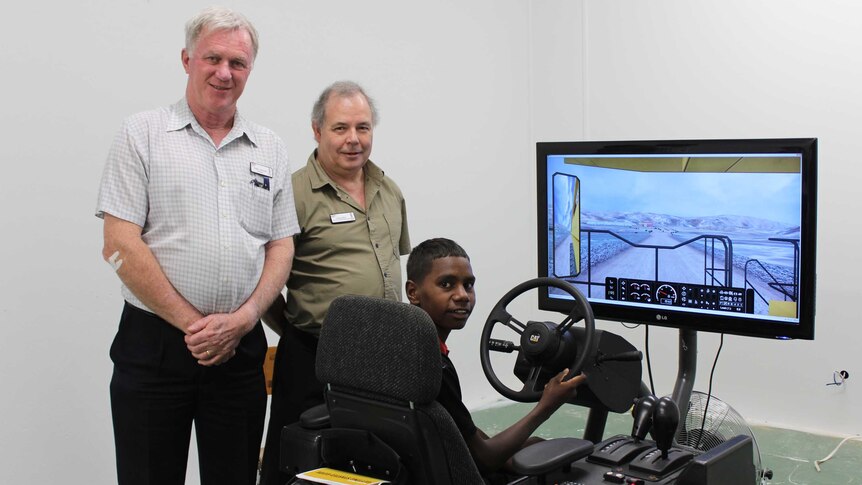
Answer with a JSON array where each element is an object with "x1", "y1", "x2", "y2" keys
[{"x1": 405, "y1": 237, "x2": 586, "y2": 478}]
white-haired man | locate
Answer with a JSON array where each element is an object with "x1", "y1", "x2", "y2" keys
[{"x1": 96, "y1": 7, "x2": 297, "y2": 484}]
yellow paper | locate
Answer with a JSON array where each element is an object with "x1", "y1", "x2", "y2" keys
[{"x1": 295, "y1": 467, "x2": 391, "y2": 485}]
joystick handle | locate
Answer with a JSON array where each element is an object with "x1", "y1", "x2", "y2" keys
[
  {"x1": 652, "y1": 397, "x2": 680, "y2": 459},
  {"x1": 631, "y1": 395, "x2": 657, "y2": 442}
]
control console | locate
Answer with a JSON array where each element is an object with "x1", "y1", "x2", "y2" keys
[
  {"x1": 605, "y1": 277, "x2": 753, "y2": 314},
  {"x1": 544, "y1": 433, "x2": 757, "y2": 485}
]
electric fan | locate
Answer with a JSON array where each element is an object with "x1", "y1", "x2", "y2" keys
[{"x1": 675, "y1": 391, "x2": 772, "y2": 484}]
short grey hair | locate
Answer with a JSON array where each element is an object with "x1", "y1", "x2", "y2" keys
[
  {"x1": 185, "y1": 6, "x2": 259, "y2": 61},
  {"x1": 312, "y1": 81, "x2": 379, "y2": 128}
]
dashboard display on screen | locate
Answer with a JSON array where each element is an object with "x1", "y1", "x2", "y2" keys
[{"x1": 537, "y1": 139, "x2": 817, "y2": 339}]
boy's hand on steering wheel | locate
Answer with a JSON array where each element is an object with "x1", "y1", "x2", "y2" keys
[{"x1": 538, "y1": 369, "x2": 586, "y2": 415}]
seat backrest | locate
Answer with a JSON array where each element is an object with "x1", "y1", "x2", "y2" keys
[{"x1": 316, "y1": 295, "x2": 484, "y2": 485}]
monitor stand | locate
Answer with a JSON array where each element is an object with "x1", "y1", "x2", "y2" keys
[{"x1": 670, "y1": 329, "x2": 697, "y2": 437}]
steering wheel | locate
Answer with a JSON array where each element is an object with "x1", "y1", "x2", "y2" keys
[{"x1": 480, "y1": 277, "x2": 596, "y2": 403}]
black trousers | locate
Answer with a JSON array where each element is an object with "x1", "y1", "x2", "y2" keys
[
  {"x1": 110, "y1": 303, "x2": 267, "y2": 485},
  {"x1": 259, "y1": 322, "x2": 326, "y2": 485}
]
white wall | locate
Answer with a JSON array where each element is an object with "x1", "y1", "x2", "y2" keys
[
  {"x1": 1, "y1": 1, "x2": 858, "y2": 483},
  {"x1": 0, "y1": 1, "x2": 530, "y2": 483},
  {"x1": 527, "y1": 0, "x2": 862, "y2": 436}
]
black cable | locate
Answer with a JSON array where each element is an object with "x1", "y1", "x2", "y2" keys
[
  {"x1": 645, "y1": 325, "x2": 655, "y2": 396},
  {"x1": 695, "y1": 333, "x2": 724, "y2": 450}
]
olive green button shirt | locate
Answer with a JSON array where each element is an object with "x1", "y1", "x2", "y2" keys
[{"x1": 285, "y1": 152, "x2": 411, "y2": 335}]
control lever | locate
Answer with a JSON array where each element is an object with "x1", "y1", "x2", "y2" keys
[
  {"x1": 629, "y1": 396, "x2": 692, "y2": 476},
  {"x1": 596, "y1": 350, "x2": 643, "y2": 364},
  {"x1": 631, "y1": 395, "x2": 657, "y2": 442},
  {"x1": 487, "y1": 339, "x2": 518, "y2": 353},
  {"x1": 652, "y1": 396, "x2": 680, "y2": 459}
]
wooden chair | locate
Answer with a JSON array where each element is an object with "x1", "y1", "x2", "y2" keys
[
  {"x1": 264, "y1": 346, "x2": 277, "y2": 395},
  {"x1": 259, "y1": 345, "x2": 280, "y2": 473}
]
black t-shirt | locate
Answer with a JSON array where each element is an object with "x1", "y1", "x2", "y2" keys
[
  {"x1": 436, "y1": 353, "x2": 518, "y2": 485},
  {"x1": 436, "y1": 353, "x2": 478, "y2": 441}
]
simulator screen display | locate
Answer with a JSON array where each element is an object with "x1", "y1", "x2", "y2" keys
[{"x1": 540, "y1": 144, "x2": 816, "y2": 337}]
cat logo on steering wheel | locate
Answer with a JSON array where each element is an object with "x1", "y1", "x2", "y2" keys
[{"x1": 529, "y1": 333, "x2": 541, "y2": 343}]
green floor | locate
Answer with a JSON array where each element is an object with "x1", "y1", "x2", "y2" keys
[{"x1": 472, "y1": 403, "x2": 862, "y2": 484}]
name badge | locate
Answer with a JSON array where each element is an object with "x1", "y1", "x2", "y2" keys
[
  {"x1": 250, "y1": 162, "x2": 273, "y2": 177},
  {"x1": 330, "y1": 212, "x2": 356, "y2": 224}
]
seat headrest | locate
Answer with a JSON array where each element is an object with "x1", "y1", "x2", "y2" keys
[{"x1": 316, "y1": 295, "x2": 442, "y2": 404}]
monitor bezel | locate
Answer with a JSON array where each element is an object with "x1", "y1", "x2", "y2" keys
[{"x1": 536, "y1": 138, "x2": 817, "y2": 340}]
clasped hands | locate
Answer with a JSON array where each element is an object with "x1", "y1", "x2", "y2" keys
[{"x1": 184, "y1": 307, "x2": 257, "y2": 366}]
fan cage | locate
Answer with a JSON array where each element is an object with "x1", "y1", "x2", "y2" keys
[{"x1": 673, "y1": 391, "x2": 764, "y2": 481}]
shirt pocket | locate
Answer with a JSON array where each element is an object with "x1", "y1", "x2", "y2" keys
[{"x1": 240, "y1": 181, "x2": 273, "y2": 239}]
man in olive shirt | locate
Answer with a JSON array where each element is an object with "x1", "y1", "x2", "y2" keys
[{"x1": 259, "y1": 81, "x2": 410, "y2": 485}]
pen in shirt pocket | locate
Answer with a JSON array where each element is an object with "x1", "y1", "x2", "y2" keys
[{"x1": 250, "y1": 162, "x2": 272, "y2": 191}]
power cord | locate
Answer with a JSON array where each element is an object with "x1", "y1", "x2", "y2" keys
[
  {"x1": 694, "y1": 333, "x2": 724, "y2": 450},
  {"x1": 644, "y1": 325, "x2": 655, "y2": 396},
  {"x1": 814, "y1": 435, "x2": 862, "y2": 472},
  {"x1": 826, "y1": 370, "x2": 849, "y2": 386}
]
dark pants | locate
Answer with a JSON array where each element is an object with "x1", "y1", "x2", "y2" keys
[
  {"x1": 110, "y1": 303, "x2": 267, "y2": 485},
  {"x1": 259, "y1": 322, "x2": 326, "y2": 485}
]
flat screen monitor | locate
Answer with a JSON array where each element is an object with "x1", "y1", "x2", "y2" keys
[{"x1": 537, "y1": 138, "x2": 817, "y2": 339}]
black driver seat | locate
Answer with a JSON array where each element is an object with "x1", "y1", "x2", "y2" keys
[{"x1": 315, "y1": 294, "x2": 485, "y2": 484}]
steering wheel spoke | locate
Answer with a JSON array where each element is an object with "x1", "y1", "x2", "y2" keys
[
  {"x1": 556, "y1": 314, "x2": 575, "y2": 334},
  {"x1": 488, "y1": 306, "x2": 526, "y2": 335},
  {"x1": 505, "y1": 316, "x2": 527, "y2": 334},
  {"x1": 569, "y1": 306, "x2": 587, "y2": 324},
  {"x1": 520, "y1": 365, "x2": 545, "y2": 394}
]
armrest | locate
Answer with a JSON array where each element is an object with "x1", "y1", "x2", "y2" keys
[
  {"x1": 299, "y1": 403, "x2": 331, "y2": 430},
  {"x1": 511, "y1": 437, "x2": 594, "y2": 476}
]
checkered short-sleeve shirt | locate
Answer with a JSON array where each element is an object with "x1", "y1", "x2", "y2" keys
[{"x1": 96, "y1": 100, "x2": 299, "y2": 315}]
